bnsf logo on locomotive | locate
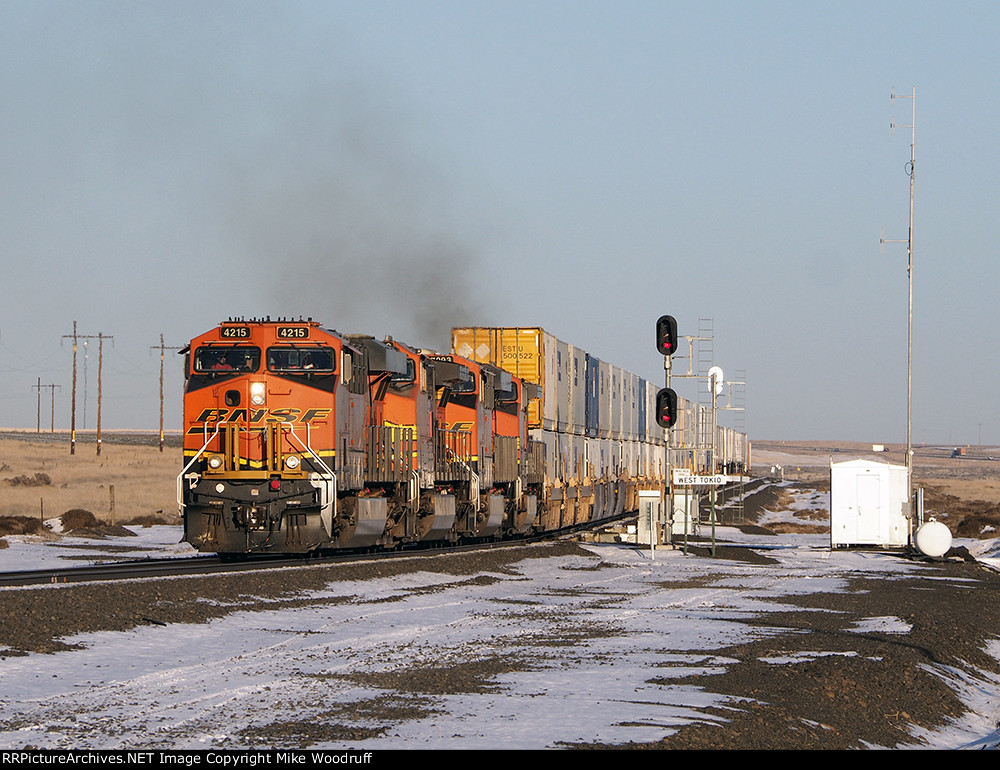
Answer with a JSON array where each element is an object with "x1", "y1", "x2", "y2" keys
[{"x1": 186, "y1": 407, "x2": 331, "y2": 432}]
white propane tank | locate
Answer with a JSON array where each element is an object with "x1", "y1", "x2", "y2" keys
[{"x1": 915, "y1": 518, "x2": 953, "y2": 558}]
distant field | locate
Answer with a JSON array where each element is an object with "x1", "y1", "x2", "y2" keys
[
  {"x1": 753, "y1": 439, "x2": 1000, "y2": 479},
  {"x1": 0, "y1": 431, "x2": 181, "y2": 524}
]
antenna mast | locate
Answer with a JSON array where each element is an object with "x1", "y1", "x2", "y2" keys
[{"x1": 882, "y1": 87, "x2": 916, "y2": 516}]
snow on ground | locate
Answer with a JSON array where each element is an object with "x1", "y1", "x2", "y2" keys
[
  {"x1": 0, "y1": 523, "x2": 196, "y2": 571},
  {"x1": 726, "y1": 481, "x2": 829, "y2": 530},
  {"x1": 968, "y1": 538, "x2": 1000, "y2": 573},
  {"x1": 2, "y1": 523, "x2": 1000, "y2": 749}
]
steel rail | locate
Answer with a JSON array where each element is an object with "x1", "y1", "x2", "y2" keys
[{"x1": 0, "y1": 510, "x2": 637, "y2": 588}]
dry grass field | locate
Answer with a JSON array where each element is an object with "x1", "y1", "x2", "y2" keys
[{"x1": 0, "y1": 432, "x2": 181, "y2": 528}]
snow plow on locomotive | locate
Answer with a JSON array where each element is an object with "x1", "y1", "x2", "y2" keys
[{"x1": 178, "y1": 318, "x2": 747, "y2": 556}]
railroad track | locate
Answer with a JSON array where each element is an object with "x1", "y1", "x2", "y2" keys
[
  {"x1": 0, "y1": 517, "x2": 629, "y2": 588},
  {"x1": 0, "y1": 546, "x2": 481, "y2": 587},
  {"x1": 0, "y1": 553, "x2": 297, "y2": 587}
]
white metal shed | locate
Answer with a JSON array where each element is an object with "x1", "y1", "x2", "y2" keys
[{"x1": 830, "y1": 459, "x2": 909, "y2": 548}]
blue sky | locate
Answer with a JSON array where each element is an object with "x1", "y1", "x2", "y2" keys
[{"x1": 0, "y1": 1, "x2": 996, "y2": 444}]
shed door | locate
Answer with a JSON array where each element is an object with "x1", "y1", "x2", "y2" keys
[{"x1": 857, "y1": 475, "x2": 881, "y2": 542}]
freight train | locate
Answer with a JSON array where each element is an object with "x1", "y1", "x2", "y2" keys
[{"x1": 178, "y1": 318, "x2": 748, "y2": 555}]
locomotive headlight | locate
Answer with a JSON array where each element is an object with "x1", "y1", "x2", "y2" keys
[
  {"x1": 250, "y1": 382, "x2": 266, "y2": 406},
  {"x1": 207, "y1": 455, "x2": 223, "y2": 470},
  {"x1": 284, "y1": 455, "x2": 301, "y2": 471}
]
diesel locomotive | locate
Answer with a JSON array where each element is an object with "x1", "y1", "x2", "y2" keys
[{"x1": 178, "y1": 318, "x2": 747, "y2": 556}]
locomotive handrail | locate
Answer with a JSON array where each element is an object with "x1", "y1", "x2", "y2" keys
[
  {"x1": 284, "y1": 422, "x2": 336, "y2": 480},
  {"x1": 282, "y1": 422, "x2": 338, "y2": 535},
  {"x1": 439, "y1": 440, "x2": 480, "y2": 509},
  {"x1": 188, "y1": 419, "x2": 337, "y2": 480},
  {"x1": 470, "y1": 470, "x2": 480, "y2": 509},
  {"x1": 176, "y1": 422, "x2": 224, "y2": 511},
  {"x1": 176, "y1": 420, "x2": 339, "y2": 514}
]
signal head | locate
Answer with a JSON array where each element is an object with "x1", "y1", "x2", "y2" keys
[
  {"x1": 655, "y1": 315, "x2": 677, "y2": 357},
  {"x1": 655, "y1": 387, "x2": 678, "y2": 429}
]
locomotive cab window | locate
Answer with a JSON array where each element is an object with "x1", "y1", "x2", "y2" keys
[
  {"x1": 267, "y1": 347, "x2": 335, "y2": 373},
  {"x1": 440, "y1": 369, "x2": 477, "y2": 408},
  {"x1": 194, "y1": 346, "x2": 261, "y2": 373},
  {"x1": 449, "y1": 369, "x2": 476, "y2": 394},
  {"x1": 495, "y1": 381, "x2": 520, "y2": 414},
  {"x1": 389, "y1": 357, "x2": 417, "y2": 389}
]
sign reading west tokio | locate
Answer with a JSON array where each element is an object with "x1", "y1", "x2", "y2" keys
[{"x1": 671, "y1": 469, "x2": 731, "y2": 486}]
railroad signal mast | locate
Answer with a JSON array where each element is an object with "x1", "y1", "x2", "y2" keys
[
  {"x1": 658, "y1": 317, "x2": 747, "y2": 556},
  {"x1": 651, "y1": 315, "x2": 680, "y2": 552}
]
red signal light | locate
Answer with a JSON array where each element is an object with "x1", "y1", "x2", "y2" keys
[{"x1": 656, "y1": 388, "x2": 678, "y2": 429}]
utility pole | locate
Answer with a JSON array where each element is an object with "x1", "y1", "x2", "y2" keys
[
  {"x1": 95, "y1": 332, "x2": 112, "y2": 456},
  {"x1": 63, "y1": 321, "x2": 79, "y2": 455},
  {"x1": 150, "y1": 334, "x2": 183, "y2": 452},
  {"x1": 62, "y1": 323, "x2": 113, "y2": 455},
  {"x1": 32, "y1": 380, "x2": 61, "y2": 433},
  {"x1": 881, "y1": 86, "x2": 916, "y2": 529}
]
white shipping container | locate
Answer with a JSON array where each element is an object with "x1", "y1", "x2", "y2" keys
[
  {"x1": 568, "y1": 344, "x2": 586, "y2": 435},
  {"x1": 598, "y1": 361, "x2": 612, "y2": 439},
  {"x1": 556, "y1": 338, "x2": 570, "y2": 433}
]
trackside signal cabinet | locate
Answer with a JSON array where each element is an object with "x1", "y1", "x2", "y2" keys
[
  {"x1": 637, "y1": 489, "x2": 668, "y2": 546},
  {"x1": 830, "y1": 459, "x2": 909, "y2": 548}
]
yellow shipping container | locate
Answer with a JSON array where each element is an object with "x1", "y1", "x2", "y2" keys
[{"x1": 452, "y1": 327, "x2": 552, "y2": 429}]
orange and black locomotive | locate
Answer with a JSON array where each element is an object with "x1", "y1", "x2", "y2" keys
[{"x1": 178, "y1": 318, "x2": 542, "y2": 555}]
